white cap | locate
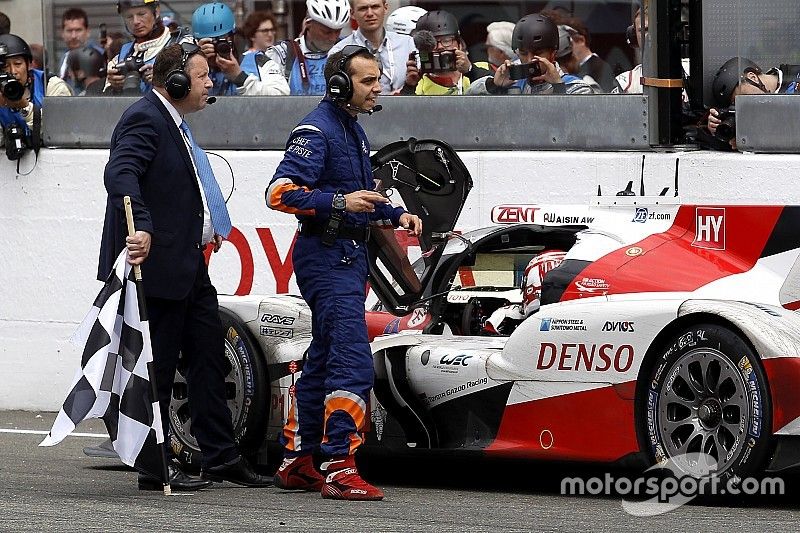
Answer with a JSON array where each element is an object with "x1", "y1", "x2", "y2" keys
[{"x1": 306, "y1": 0, "x2": 350, "y2": 30}]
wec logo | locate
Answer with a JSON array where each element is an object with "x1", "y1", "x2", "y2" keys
[
  {"x1": 439, "y1": 354, "x2": 472, "y2": 366},
  {"x1": 602, "y1": 321, "x2": 635, "y2": 332}
]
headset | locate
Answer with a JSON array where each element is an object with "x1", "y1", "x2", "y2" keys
[
  {"x1": 326, "y1": 44, "x2": 371, "y2": 103},
  {"x1": 165, "y1": 42, "x2": 202, "y2": 100}
]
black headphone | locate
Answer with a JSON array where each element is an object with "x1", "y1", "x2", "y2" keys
[
  {"x1": 326, "y1": 44, "x2": 370, "y2": 102},
  {"x1": 625, "y1": 25, "x2": 637, "y2": 48},
  {"x1": 165, "y1": 42, "x2": 202, "y2": 100}
]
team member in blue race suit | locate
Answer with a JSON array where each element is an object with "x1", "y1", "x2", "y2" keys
[{"x1": 266, "y1": 45, "x2": 422, "y2": 501}]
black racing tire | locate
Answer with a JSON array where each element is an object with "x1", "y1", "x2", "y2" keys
[
  {"x1": 169, "y1": 309, "x2": 269, "y2": 471},
  {"x1": 639, "y1": 323, "x2": 772, "y2": 483}
]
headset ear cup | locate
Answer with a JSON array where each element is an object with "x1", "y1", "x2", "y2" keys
[
  {"x1": 327, "y1": 71, "x2": 352, "y2": 101},
  {"x1": 166, "y1": 69, "x2": 191, "y2": 100}
]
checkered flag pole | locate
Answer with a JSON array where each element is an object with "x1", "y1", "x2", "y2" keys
[{"x1": 40, "y1": 196, "x2": 171, "y2": 495}]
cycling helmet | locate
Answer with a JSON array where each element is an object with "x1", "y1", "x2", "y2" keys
[
  {"x1": 0, "y1": 34, "x2": 32, "y2": 62},
  {"x1": 192, "y1": 2, "x2": 235, "y2": 39},
  {"x1": 711, "y1": 56, "x2": 762, "y2": 107},
  {"x1": 522, "y1": 250, "x2": 566, "y2": 315},
  {"x1": 415, "y1": 10, "x2": 459, "y2": 37},
  {"x1": 386, "y1": 6, "x2": 427, "y2": 36},
  {"x1": 512, "y1": 13, "x2": 559, "y2": 53},
  {"x1": 306, "y1": 0, "x2": 350, "y2": 30},
  {"x1": 117, "y1": 0, "x2": 159, "y2": 14}
]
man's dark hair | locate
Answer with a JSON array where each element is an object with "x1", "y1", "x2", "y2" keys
[
  {"x1": 152, "y1": 44, "x2": 185, "y2": 88},
  {"x1": 62, "y1": 8, "x2": 89, "y2": 30},
  {"x1": 324, "y1": 47, "x2": 376, "y2": 85},
  {"x1": 0, "y1": 11, "x2": 10, "y2": 35}
]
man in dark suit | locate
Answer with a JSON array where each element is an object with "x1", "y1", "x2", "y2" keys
[{"x1": 99, "y1": 42, "x2": 271, "y2": 491}]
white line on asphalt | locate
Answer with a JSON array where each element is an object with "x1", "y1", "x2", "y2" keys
[{"x1": 0, "y1": 428, "x2": 107, "y2": 438}]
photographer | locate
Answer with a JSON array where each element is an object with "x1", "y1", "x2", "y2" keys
[
  {"x1": 467, "y1": 13, "x2": 595, "y2": 95},
  {"x1": 104, "y1": 0, "x2": 181, "y2": 95},
  {"x1": 68, "y1": 45, "x2": 107, "y2": 96},
  {"x1": 328, "y1": 0, "x2": 416, "y2": 95},
  {"x1": 259, "y1": 0, "x2": 350, "y2": 96},
  {"x1": 0, "y1": 34, "x2": 70, "y2": 159},
  {"x1": 192, "y1": 2, "x2": 239, "y2": 97},
  {"x1": 57, "y1": 8, "x2": 104, "y2": 93},
  {"x1": 402, "y1": 10, "x2": 490, "y2": 96},
  {"x1": 707, "y1": 57, "x2": 800, "y2": 149}
]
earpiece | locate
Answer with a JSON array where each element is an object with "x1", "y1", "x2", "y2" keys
[
  {"x1": 326, "y1": 45, "x2": 369, "y2": 102},
  {"x1": 165, "y1": 42, "x2": 201, "y2": 100}
]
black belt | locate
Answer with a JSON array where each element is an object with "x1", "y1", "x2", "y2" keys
[{"x1": 299, "y1": 221, "x2": 371, "y2": 242}]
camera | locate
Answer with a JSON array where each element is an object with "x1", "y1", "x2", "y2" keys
[
  {"x1": 0, "y1": 44, "x2": 26, "y2": 101},
  {"x1": 114, "y1": 56, "x2": 145, "y2": 94},
  {"x1": 212, "y1": 37, "x2": 233, "y2": 58},
  {"x1": 508, "y1": 61, "x2": 543, "y2": 81},
  {"x1": 4, "y1": 122, "x2": 28, "y2": 161},
  {"x1": 418, "y1": 50, "x2": 456, "y2": 73},
  {"x1": 714, "y1": 107, "x2": 737, "y2": 142}
]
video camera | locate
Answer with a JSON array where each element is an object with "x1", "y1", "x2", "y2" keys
[
  {"x1": 0, "y1": 43, "x2": 26, "y2": 102},
  {"x1": 714, "y1": 107, "x2": 737, "y2": 142},
  {"x1": 418, "y1": 50, "x2": 456, "y2": 73},
  {"x1": 114, "y1": 55, "x2": 145, "y2": 94}
]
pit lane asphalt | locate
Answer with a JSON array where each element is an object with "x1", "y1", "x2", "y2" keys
[{"x1": 2, "y1": 411, "x2": 800, "y2": 532}]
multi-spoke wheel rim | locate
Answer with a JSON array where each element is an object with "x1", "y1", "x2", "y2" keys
[
  {"x1": 657, "y1": 347, "x2": 749, "y2": 475},
  {"x1": 169, "y1": 336, "x2": 247, "y2": 449}
]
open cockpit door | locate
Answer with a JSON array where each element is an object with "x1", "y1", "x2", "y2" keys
[{"x1": 369, "y1": 138, "x2": 473, "y2": 315}]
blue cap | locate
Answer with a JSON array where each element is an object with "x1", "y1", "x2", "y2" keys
[{"x1": 192, "y1": 2, "x2": 235, "y2": 39}]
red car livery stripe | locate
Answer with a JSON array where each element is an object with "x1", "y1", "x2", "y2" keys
[
  {"x1": 561, "y1": 206, "x2": 785, "y2": 301},
  {"x1": 763, "y1": 356, "x2": 800, "y2": 434},
  {"x1": 485, "y1": 382, "x2": 638, "y2": 462}
]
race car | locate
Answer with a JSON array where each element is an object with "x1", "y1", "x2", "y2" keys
[{"x1": 168, "y1": 140, "x2": 800, "y2": 483}]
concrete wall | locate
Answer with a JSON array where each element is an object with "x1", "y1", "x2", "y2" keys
[
  {"x1": 0, "y1": 0, "x2": 44, "y2": 44},
  {"x1": 3, "y1": 147, "x2": 800, "y2": 410}
]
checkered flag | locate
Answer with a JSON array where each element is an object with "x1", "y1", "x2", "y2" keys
[{"x1": 40, "y1": 249, "x2": 166, "y2": 480}]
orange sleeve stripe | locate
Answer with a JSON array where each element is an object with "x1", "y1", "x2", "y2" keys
[{"x1": 269, "y1": 182, "x2": 315, "y2": 216}]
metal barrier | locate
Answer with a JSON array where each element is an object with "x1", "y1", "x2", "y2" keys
[
  {"x1": 737, "y1": 95, "x2": 800, "y2": 153},
  {"x1": 42, "y1": 95, "x2": 651, "y2": 151}
]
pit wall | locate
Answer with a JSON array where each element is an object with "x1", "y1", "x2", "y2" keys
[{"x1": 2, "y1": 148, "x2": 799, "y2": 410}]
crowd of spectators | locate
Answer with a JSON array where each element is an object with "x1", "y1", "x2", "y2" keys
[{"x1": 0, "y1": 1, "x2": 795, "y2": 154}]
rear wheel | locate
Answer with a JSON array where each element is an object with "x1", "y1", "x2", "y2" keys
[
  {"x1": 641, "y1": 323, "x2": 772, "y2": 482},
  {"x1": 169, "y1": 310, "x2": 269, "y2": 471}
]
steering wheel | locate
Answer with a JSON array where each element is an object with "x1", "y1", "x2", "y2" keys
[{"x1": 460, "y1": 297, "x2": 488, "y2": 336}]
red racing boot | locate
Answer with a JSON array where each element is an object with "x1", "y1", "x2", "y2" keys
[
  {"x1": 273, "y1": 455, "x2": 324, "y2": 491},
  {"x1": 320, "y1": 456, "x2": 384, "y2": 501}
]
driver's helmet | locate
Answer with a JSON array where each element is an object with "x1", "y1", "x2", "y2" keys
[{"x1": 522, "y1": 250, "x2": 566, "y2": 314}]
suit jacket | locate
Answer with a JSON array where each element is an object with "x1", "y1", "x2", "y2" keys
[
  {"x1": 579, "y1": 54, "x2": 616, "y2": 93},
  {"x1": 98, "y1": 90, "x2": 206, "y2": 300}
]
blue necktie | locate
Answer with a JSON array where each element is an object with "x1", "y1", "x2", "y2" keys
[{"x1": 179, "y1": 121, "x2": 233, "y2": 238}]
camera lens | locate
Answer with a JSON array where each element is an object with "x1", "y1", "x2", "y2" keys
[
  {"x1": 215, "y1": 40, "x2": 232, "y2": 57},
  {"x1": 0, "y1": 75, "x2": 25, "y2": 101}
]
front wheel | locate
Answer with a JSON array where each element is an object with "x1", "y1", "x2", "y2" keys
[
  {"x1": 169, "y1": 310, "x2": 269, "y2": 470},
  {"x1": 640, "y1": 323, "x2": 772, "y2": 481}
]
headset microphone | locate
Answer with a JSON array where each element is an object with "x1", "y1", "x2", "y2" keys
[
  {"x1": 345, "y1": 103, "x2": 382, "y2": 115},
  {"x1": 206, "y1": 96, "x2": 217, "y2": 104},
  {"x1": 371, "y1": 104, "x2": 383, "y2": 114}
]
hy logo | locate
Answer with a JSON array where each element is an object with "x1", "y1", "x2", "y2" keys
[{"x1": 633, "y1": 207, "x2": 648, "y2": 223}]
